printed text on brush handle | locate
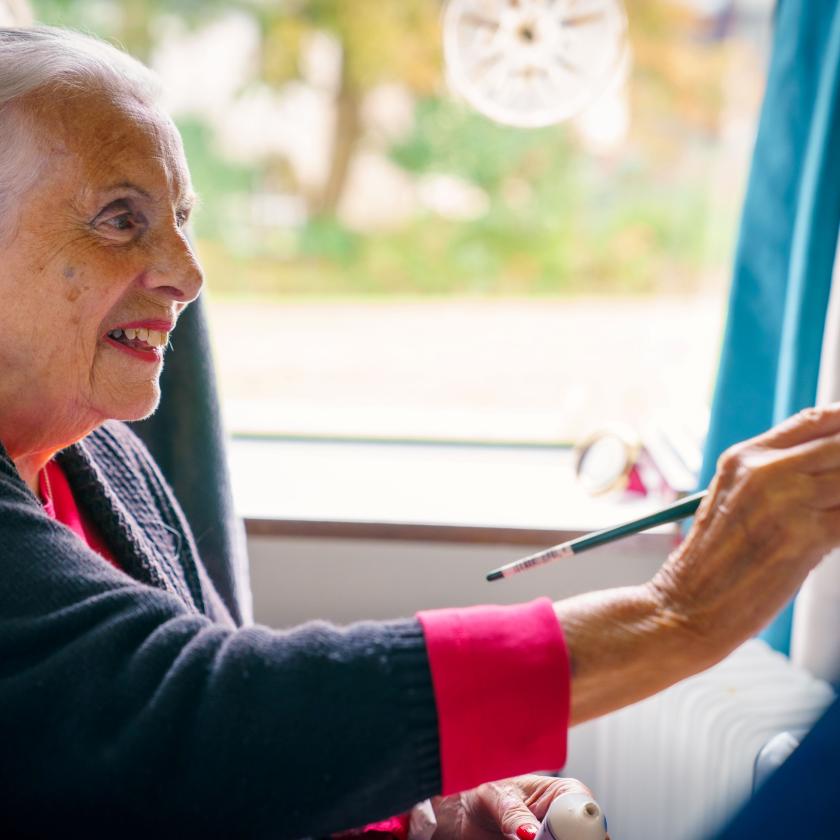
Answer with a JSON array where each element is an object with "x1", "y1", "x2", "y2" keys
[{"x1": 513, "y1": 545, "x2": 574, "y2": 575}]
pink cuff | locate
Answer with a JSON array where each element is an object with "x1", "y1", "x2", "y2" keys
[{"x1": 417, "y1": 598, "x2": 570, "y2": 796}]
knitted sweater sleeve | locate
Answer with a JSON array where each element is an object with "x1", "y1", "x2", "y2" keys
[{"x1": 0, "y1": 457, "x2": 439, "y2": 838}]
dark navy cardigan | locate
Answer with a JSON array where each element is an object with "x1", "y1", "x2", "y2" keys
[{"x1": 0, "y1": 421, "x2": 440, "y2": 837}]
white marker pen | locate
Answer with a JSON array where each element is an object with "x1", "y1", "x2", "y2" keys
[{"x1": 535, "y1": 793, "x2": 608, "y2": 840}]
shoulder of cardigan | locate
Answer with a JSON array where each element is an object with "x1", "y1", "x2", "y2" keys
[
  {"x1": 0, "y1": 438, "x2": 46, "y2": 509},
  {"x1": 60, "y1": 422, "x2": 208, "y2": 615},
  {"x1": 0, "y1": 423, "x2": 214, "y2": 618}
]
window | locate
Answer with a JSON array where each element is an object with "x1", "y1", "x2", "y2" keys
[{"x1": 34, "y1": 0, "x2": 774, "y2": 449}]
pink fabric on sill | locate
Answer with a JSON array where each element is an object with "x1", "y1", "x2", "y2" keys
[{"x1": 417, "y1": 598, "x2": 570, "y2": 796}]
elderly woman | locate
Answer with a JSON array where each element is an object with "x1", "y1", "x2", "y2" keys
[{"x1": 2, "y1": 25, "x2": 840, "y2": 839}]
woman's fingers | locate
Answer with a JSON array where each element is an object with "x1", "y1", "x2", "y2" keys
[
  {"x1": 482, "y1": 775, "x2": 592, "y2": 840},
  {"x1": 495, "y1": 788, "x2": 540, "y2": 840},
  {"x1": 519, "y1": 777, "x2": 595, "y2": 821},
  {"x1": 432, "y1": 777, "x2": 602, "y2": 840},
  {"x1": 488, "y1": 777, "x2": 595, "y2": 839},
  {"x1": 750, "y1": 403, "x2": 840, "y2": 450},
  {"x1": 776, "y1": 430, "x2": 840, "y2": 474},
  {"x1": 654, "y1": 427, "x2": 840, "y2": 661},
  {"x1": 712, "y1": 427, "x2": 840, "y2": 514}
]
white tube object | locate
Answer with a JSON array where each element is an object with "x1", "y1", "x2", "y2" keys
[
  {"x1": 535, "y1": 792, "x2": 608, "y2": 840},
  {"x1": 791, "y1": 229, "x2": 840, "y2": 683}
]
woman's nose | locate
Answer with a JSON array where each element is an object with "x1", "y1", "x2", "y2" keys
[{"x1": 141, "y1": 231, "x2": 205, "y2": 303}]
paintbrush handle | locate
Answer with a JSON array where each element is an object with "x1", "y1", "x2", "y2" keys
[
  {"x1": 566, "y1": 489, "x2": 707, "y2": 554},
  {"x1": 486, "y1": 489, "x2": 707, "y2": 581}
]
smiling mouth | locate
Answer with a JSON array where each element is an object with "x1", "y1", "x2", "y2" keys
[
  {"x1": 107, "y1": 327, "x2": 169, "y2": 352},
  {"x1": 104, "y1": 326, "x2": 171, "y2": 364}
]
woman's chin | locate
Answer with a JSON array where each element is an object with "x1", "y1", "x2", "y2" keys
[{"x1": 101, "y1": 387, "x2": 162, "y2": 424}]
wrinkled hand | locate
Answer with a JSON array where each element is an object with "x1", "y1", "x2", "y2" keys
[
  {"x1": 654, "y1": 405, "x2": 840, "y2": 660},
  {"x1": 430, "y1": 774, "x2": 597, "y2": 840}
]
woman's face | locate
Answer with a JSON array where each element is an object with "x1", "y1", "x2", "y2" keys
[{"x1": 0, "y1": 88, "x2": 203, "y2": 454}]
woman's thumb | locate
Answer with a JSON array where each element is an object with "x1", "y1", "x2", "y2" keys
[{"x1": 496, "y1": 789, "x2": 540, "y2": 840}]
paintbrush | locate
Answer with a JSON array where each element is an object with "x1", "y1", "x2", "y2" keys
[{"x1": 486, "y1": 489, "x2": 707, "y2": 582}]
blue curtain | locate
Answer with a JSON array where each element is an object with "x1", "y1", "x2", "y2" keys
[{"x1": 698, "y1": 0, "x2": 840, "y2": 654}]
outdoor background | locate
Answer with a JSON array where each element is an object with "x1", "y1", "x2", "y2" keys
[{"x1": 32, "y1": 0, "x2": 773, "y2": 445}]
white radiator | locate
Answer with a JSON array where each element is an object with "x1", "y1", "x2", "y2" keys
[{"x1": 564, "y1": 640, "x2": 834, "y2": 840}]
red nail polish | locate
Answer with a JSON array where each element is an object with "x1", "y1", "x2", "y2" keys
[{"x1": 516, "y1": 826, "x2": 537, "y2": 840}]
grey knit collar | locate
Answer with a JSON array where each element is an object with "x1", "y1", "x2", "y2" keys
[{"x1": 0, "y1": 430, "x2": 203, "y2": 614}]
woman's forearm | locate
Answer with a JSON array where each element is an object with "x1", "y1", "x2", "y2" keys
[{"x1": 556, "y1": 582, "x2": 716, "y2": 726}]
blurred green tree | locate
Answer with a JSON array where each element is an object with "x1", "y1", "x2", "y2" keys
[
  {"x1": 253, "y1": 0, "x2": 442, "y2": 215},
  {"x1": 31, "y1": 0, "x2": 731, "y2": 210},
  {"x1": 33, "y1": 0, "x2": 442, "y2": 216},
  {"x1": 29, "y1": 0, "x2": 749, "y2": 298}
]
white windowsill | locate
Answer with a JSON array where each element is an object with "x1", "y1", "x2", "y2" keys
[{"x1": 228, "y1": 436, "x2": 675, "y2": 539}]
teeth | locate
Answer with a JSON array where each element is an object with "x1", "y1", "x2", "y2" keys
[{"x1": 108, "y1": 326, "x2": 170, "y2": 348}]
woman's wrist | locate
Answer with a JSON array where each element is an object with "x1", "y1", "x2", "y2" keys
[{"x1": 555, "y1": 580, "x2": 715, "y2": 725}]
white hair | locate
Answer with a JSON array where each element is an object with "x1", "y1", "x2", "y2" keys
[{"x1": 0, "y1": 26, "x2": 161, "y2": 240}]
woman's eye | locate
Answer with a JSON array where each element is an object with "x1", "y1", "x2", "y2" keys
[
  {"x1": 96, "y1": 207, "x2": 145, "y2": 237},
  {"x1": 107, "y1": 214, "x2": 136, "y2": 231}
]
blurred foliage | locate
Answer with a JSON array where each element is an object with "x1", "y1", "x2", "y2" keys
[
  {"x1": 31, "y1": 0, "x2": 225, "y2": 57},
  {"x1": 175, "y1": 118, "x2": 257, "y2": 240},
  {"x1": 195, "y1": 96, "x2": 714, "y2": 298},
  {"x1": 257, "y1": 0, "x2": 441, "y2": 92},
  {"x1": 391, "y1": 98, "x2": 568, "y2": 192},
  {"x1": 30, "y1": 0, "x2": 755, "y2": 298}
]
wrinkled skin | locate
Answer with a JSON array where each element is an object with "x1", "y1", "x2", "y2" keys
[
  {"x1": 657, "y1": 406, "x2": 840, "y2": 655},
  {"x1": 431, "y1": 774, "x2": 604, "y2": 840},
  {"x1": 558, "y1": 404, "x2": 840, "y2": 724},
  {"x1": 0, "y1": 86, "x2": 203, "y2": 490}
]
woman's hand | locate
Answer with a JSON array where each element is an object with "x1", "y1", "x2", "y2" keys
[
  {"x1": 655, "y1": 404, "x2": 840, "y2": 657},
  {"x1": 428, "y1": 774, "x2": 598, "y2": 840},
  {"x1": 556, "y1": 404, "x2": 840, "y2": 724}
]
